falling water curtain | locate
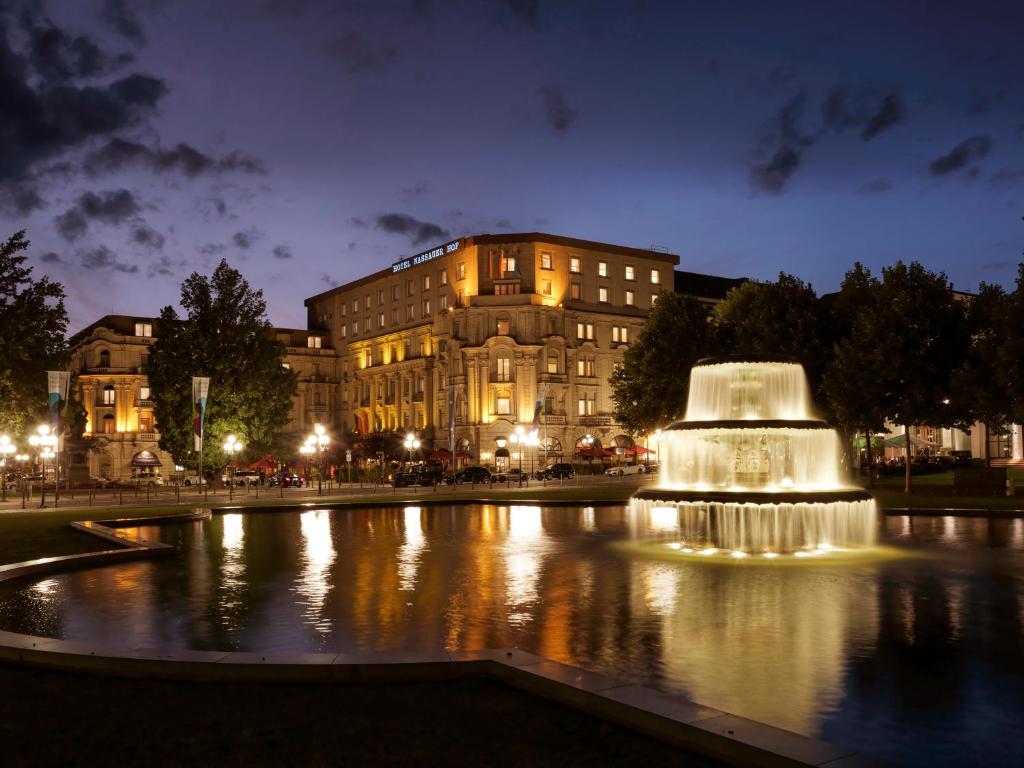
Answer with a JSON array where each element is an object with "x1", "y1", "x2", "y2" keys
[{"x1": 192, "y1": 377, "x2": 210, "y2": 491}]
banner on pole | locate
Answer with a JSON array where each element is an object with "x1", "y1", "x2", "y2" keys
[
  {"x1": 192, "y1": 377, "x2": 210, "y2": 451},
  {"x1": 46, "y1": 370, "x2": 70, "y2": 432}
]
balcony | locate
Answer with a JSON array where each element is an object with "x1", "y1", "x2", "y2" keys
[
  {"x1": 412, "y1": 392, "x2": 424, "y2": 402},
  {"x1": 539, "y1": 373, "x2": 568, "y2": 384},
  {"x1": 578, "y1": 415, "x2": 612, "y2": 427}
]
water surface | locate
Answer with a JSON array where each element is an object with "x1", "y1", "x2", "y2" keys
[{"x1": 1, "y1": 505, "x2": 1022, "y2": 768}]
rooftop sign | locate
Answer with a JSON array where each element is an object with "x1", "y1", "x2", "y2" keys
[{"x1": 392, "y1": 239, "x2": 461, "y2": 273}]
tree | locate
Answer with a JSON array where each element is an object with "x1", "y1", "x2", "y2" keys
[
  {"x1": 147, "y1": 260, "x2": 297, "y2": 479},
  {"x1": 715, "y1": 273, "x2": 831, "y2": 404},
  {"x1": 0, "y1": 231, "x2": 68, "y2": 435},
  {"x1": 865, "y1": 262, "x2": 970, "y2": 493},
  {"x1": 952, "y1": 282, "x2": 1014, "y2": 465},
  {"x1": 821, "y1": 264, "x2": 888, "y2": 483},
  {"x1": 610, "y1": 292, "x2": 718, "y2": 435},
  {"x1": 1006, "y1": 262, "x2": 1024, "y2": 431}
]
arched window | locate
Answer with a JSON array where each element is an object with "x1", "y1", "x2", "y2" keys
[
  {"x1": 98, "y1": 349, "x2": 110, "y2": 367},
  {"x1": 102, "y1": 386, "x2": 115, "y2": 405}
]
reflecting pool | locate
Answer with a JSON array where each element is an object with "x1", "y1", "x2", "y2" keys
[{"x1": 1, "y1": 505, "x2": 1023, "y2": 767}]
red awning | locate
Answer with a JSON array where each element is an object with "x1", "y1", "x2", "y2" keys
[
  {"x1": 247, "y1": 455, "x2": 277, "y2": 470},
  {"x1": 429, "y1": 449, "x2": 471, "y2": 462}
]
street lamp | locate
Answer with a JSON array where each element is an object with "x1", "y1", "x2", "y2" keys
[
  {"x1": 222, "y1": 434, "x2": 242, "y2": 502},
  {"x1": 28, "y1": 425, "x2": 57, "y2": 508},
  {"x1": 304, "y1": 424, "x2": 331, "y2": 495},
  {"x1": 403, "y1": 432, "x2": 420, "y2": 470},
  {"x1": 0, "y1": 435, "x2": 15, "y2": 502}
]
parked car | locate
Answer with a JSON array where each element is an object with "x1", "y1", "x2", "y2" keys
[
  {"x1": 224, "y1": 470, "x2": 260, "y2": 487},
  {"x1": 450, "y1": 466, "x2": 492, "y2": 485},
  {"x1": 536, "y1": 463, "x2": 575, "y2": 480},
  {"x1": 393, "y1": 463, "x2": 446, "y2": 487},
  {"x1": 181, "y1": 474, "x2": 207, "y2": 487},
  {"x1": 605, "y1": 463, "x2": 644, "y2": 476},
  {"x1": 130, "y1": 469, "x2": 164, "y2": 486},
  {"x1": 643, "y1": 462, "x2": 660, "y2": 474},
  {"x1": 269, "y1": 471, "x2": 303, "y2": 488}
]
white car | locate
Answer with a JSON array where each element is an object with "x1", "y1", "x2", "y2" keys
[
  {"x1": 181, "y1": 474, "x2": 207, "y2": 487},
  {"x1": 605, "y1": 464, "x2": 644, "y2": 476}
]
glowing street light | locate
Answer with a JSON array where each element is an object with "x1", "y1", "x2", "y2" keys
[
  {"x1": 0, "y1": 435, "x2": 15, "y2": 502},
  {"x1": 304, "y1": 424, "x2": 331, "y2": 495},
  {"x1": 28, "y1": 425, "x2": 57, "y2": 508},
  {"x1": 403, "y1": 432, "x2": 420, "y2": 470},
  {"x1": 222, "y1": 434, "x2": 242, "y2": 502}
]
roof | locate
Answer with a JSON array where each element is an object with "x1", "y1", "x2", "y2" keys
[
  {"x1": 305, "y1": 232, "x2": 682, "y2": 305},
  {"x1": 674, "y1": 270, "x2": 747, "y2": 301},
  {"x1": 70, "y1": 316, "x2": 333, "y2": 350}
]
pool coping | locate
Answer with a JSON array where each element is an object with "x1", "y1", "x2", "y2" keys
[{"x1": 0, "y1": 508, "x2": 883, "y2": 768}]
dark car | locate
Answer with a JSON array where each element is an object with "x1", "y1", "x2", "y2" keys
[
  {"x1": 451, "y1": 466, "x2": 492, "y2": 485},
  {"x1": 269, "y1": 471, "x2": 303, "y2": 488},
  {"x1": 536, "y1": 463, "x2": 576, "y2": 480}
]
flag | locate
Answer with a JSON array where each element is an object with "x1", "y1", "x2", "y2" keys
[
  {"x1": 531, "y1": 384, "x2": 547, "y2": 429},
  {"x1": 46, "y1": 370, "x2": 69, "y2": 433},
  {"x1": 192, "y1": 377, "x2": 210, "y2": 451}
]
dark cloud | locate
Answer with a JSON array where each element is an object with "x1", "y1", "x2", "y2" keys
[
  {"x1": 147, "y1": 254, "x2": 187, "y2": 278},
  {"x1": 198, "y1": 242, "x2": 226, "y2": 256},
  {"x1": 502, "y1": 0, "x2": 541, "y2": 27},
  {"x1": 272, "y1": 244, "x2": 292, "y2": 260},
  {"x1": 26, "y1": 19, "x2": 133, "y2": 85},
  {"x1": 349, "y1": 216, "x2": 368, "y2": 228},
  {"x1": 983, "y1": 260, "x2": 1013, "y2": 271},
  {"x1": 39, "y1": 251, "x2": 62, "y2": 264},
  {"x1": 375, "y1": 213, "x2": 449, "y2": 245},
  {"x1": 0, "y1": 183, "x2": 45, "y2": 214},
  {"x1": 857, "y1": 178, "x2": 895, "y2": 194},
  {"x1": 399, "y1": 182, "x2": 429, "y2": 202},
  {"x1": 967, "y1": 88, "x2": 1007, "y2": 115},
  {"x1": 84, "y1": 138, "x2": 266, "y2": 177},
  {"x1": 495, "y1": 219, "x2": 512, "y2": 228},
  {"x1": 78, "y1": 245, "x2": 138, "y2": 273},
  {"x1": 132, "y1": 224, "x2": 165, "y2": 250},
  {"x1": 929, "y1": 136, "x2": 993, "y2": 175},
  {"x1": 55, "y1": 189, "x2": 142, "y2": 241},
  {"x1": 538, "y1": 85, "x2": 577, "y2": 133},
  {"x1": 750, "y1": 145, "x2": 800, "y2": 194},
  {"x1": 320, "y1": 272, "x2": 336, "y2": 286},
  {"x1": 861, "y1": 94, "x2": 903, "y2": 140},
  {"x1": 102, "y1": 0, "x2": 146, "y2": 45},
  {"x1": 323, "y1": 29, "x2": 397, "y2": 74},
  {"x1": 232, "y1": 227, "x2": 263, "y2": 249},
  {"x1": 0, "y1": 18, "x2": 167, "y2": 183}
]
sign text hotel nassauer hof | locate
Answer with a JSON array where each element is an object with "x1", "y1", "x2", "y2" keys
[{"x1": 391, "y1": 239, "x2": 462, "y2": 273}]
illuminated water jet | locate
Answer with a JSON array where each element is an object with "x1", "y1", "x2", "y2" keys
[{"x1": 631, "y1": 355, "x2": 876, "y2": 557}]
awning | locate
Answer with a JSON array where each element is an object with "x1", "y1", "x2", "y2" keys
[
  {"x1": 495, "y1": 447, "x2": 510, "y2": 458},
  {"x1": 130, "y1": 450, "x2": 161, "y2": 467},
  {"x1": 248, "y1": 455, "x2": 277, "y2": 470},
  {"x1": 429, "y1": 449, "x2": 472, "y2": 462}
]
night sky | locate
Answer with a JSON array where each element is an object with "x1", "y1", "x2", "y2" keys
[{"x1": 2, "y1": 0, "x2": 1022, "y2": 330}]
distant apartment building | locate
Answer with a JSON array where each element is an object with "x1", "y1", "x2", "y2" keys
[{"x1": 66, "y1": 315, "x2": 339, "y2": 482}]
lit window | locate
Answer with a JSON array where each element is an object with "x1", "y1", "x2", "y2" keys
[
  {"x1": 570, "y1": 283, "x2": 581, "y2": 300},
  {"x1": 542, "y1": 280, "x2": 553, "y2": 296},
  {"x1": 598, "y1": 261, "x2": 608, "y2": 277},
  {"x1": 651, "y1": 269, "x2": 660, "y2": 284},
  {"x1": 392, "y1": 308, "x2": 399, "y2": 325},
  {"x1": 365, "y1": 294, "x2": 371, "y2": 308},
  {"x1": 139, "y1": 386, "x2": 150, "y2": 401},
  {"x1": 103, "y1": 386, "x2": 115, "y2": 405},
  {"x1": 103, "y1": 414, "x2": 115, "y2": 434},
  {"x1": 497, "y1": 319, "x2": 510, "y2": 335},
  {"x1": 440, "y1": 294, "x2": 448, "y2": 311},
  {"x1": 570, "y1": 257, "x2": 581, "y2": 274},
  {"x1": 586, "y1": 323, "x2": 594, "y2": 340},
  {"x1": 496, "y1": 396, "x2": 512, "y2": 415},
  {"x1": 621, "y1": 326, "x2": 629, "y2": 343},
  {"x1": 423, "y1": 299, "x2": 431, "y2": 316},
  {"x1": 307, "y1": 335, "x2": 322, "y2": 348},
  {"x1": 599, "y1": 286, "x2": 608, "y2": 303},
  {"x1": 577, "y1": 322, "x2": 585, "y2": 340},
  {"x1": 651, "y1": 293, "x2": 659, "y2": 306},
  {"x1": 541, "y1": 252, "x2": 553, "y2": 270},
  {"x1": 353, "y1": 319, "x2": 359, "y2": 334},
  {"x1": 457, "y1": 262, "x2": 466, "y2": 280},
  {"x1": 625, "y1": 290, "x2": 635, "y2": 306},
  {"x1": 353, "y1": 298, "x2": 359, "y2": 312},
  {"x1": 407, "y1": 304, "x2": 415, "y2": 321},
  {"x1": 577, "y1": 398, "x2": 586, "y2": 416},
  {"x1": 501, "y1": 254, "x2": 517, "y2": 275},
  {"x1": 341, "y1": 325, "x2": 347, "y2": 338},
  {"x1": 134, "y1": 322, "x2": 152, "y2": 337},
  {"x1": 577, "y1": 359, "x2": 584, "y2": 376},
  {"x1": 424, "y1": 274, "x2": 431, "y2": 290},
  {"x1": 547, "y1": 353, "x2": 558, "y2": 374},
  {"x1": 341, "y1": 303, "x2": 347, "y2": 317},
  {"x1": 496, "y1": 356, "x2": 512, "y2": 382},
  {"x1": 283, "y1": 362, "x2": 291, "y2": 369},
  {"x1": 440, "y1": 268, "x2": 448, "y2": 285},
  {"x1": 378, "y1": 289, "x2": 384, "y2": 304},
  {"x1": 625, "y1": 265, "x2": 635, "y2": 281},
  {"x1": 379, "y1": 311, "x2": 385, "y2": 328},
  {"x1": 612, "y1": 326, "x2": 620, "y2": 343}
]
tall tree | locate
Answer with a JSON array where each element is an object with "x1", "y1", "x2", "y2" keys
[
  {"x1": 610, "y1": 292, "x2": 718, "y2": 435},
  {"x1": 714, "y1": 273, "x2": 831, "y2": 405},
  {"x1": 147, "y1": 260, "x2": 297, "y2": 478},
  {"x1": 822, "y1": 264, "x2": 888, "y2": 483},
  {"x1": 0, "y1": 231, "x2": 68, "y2": 435},
  {"x1": 869, "y1": 262, "x2": 970, "y2": 493}
]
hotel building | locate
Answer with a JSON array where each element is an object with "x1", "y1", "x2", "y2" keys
[{"x1": 304, "y1": 233, "x2": 681, "y2": 464}]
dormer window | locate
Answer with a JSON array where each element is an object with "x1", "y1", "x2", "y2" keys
[
  {"x1": 99, "y1": 349, "x2": 110, "y2": 368},
  {"x1": 307, "y1": 335, "x2": 322, "y2": 349},
  {"x1": 134, "y1": 322, "x2": 152, "y2": 337}
]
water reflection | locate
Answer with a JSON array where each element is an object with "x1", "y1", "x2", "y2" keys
[{"x1": 0, "y1": 507, "x2": 1022, "y2": 767}]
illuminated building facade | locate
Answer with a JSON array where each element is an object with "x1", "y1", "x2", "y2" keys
[{"x1": 305, "y1": 233, "x2": 680, "y2": 464}]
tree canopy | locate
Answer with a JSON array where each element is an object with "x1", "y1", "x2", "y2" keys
[
  {"x1": 0, "y1": 231, "x2": 68, "y2": 435},
  {"x1": 147, "y1": 259, "x2": 297, "y2": 475},
  {"x1": 610, "y1": 292, "x2": 717, "y2": 435}
]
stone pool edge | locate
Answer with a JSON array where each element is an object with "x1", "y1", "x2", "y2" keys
[{"x1": 0, "y1": 508, "x2": 881, "y2": 768}]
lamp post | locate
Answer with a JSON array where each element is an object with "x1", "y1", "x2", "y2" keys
[
  {"x1": 403, "y1": 432, "x2": 420, "y2": 470},
  {"x1": 0, "y1": 435, "x2": 15, "y2": 502},
  {"x1": 28, "y1": 425, "x2": 57, "y2": 508},
  {"x1": 304, "y1": 424, "x2": 331, "y2": 495},
  {"x1": 223, "y1": 434, "x2": 242, "y2": 502}
]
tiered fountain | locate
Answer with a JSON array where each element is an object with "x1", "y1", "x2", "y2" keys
[{"x1": 631, "y1": 355, "x2": 876, "y2": 560}]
